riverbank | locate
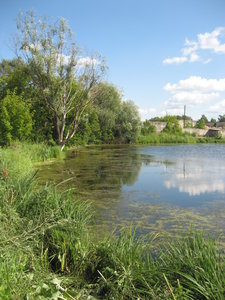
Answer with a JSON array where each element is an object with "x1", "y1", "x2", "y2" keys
[
  {"x1": 0, "y1": 142, "x2": 225, "y2": 299},
  {"x1": 138, "y1": 132, "x2": 225, "y2": 144}
]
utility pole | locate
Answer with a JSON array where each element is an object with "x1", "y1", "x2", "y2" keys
[{"x1": 183, "y1": 105, "x2": 186, "y2": 128}]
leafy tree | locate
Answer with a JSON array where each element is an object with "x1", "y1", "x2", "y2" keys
[
  {"x1": 0, "y1": 91, "x2": 32, "y2": 146},
  {"x1": 79, "y1": 111, "x2": 101, "y2": 144},
  {"x1": 0, "y1": 58, "x2": 55, "y2": 143},
  {"x1": 195, "y1": 115, "x2": 208, "y2": 129},
  {"x1": 93, "y1": 83, "x2": 121, "y2": 143},
  {"x1": 162, "y1": 115, "x2": 182, "y2": 134},
  {"x1": 200, "y1": 114, "x2": 208, "y2": 123},
  {"x1": 0, "y1": 58, "x2": 31, "y2": 99},
  {"x1": 115, "y1": 101, "x2": 141, "y2": 143},
  {"x1": 15, "y1": 11, "x2": 105, "y2": 150},
  {"x1": 150, "y1": 116, "x2": 163, "y2": 121},
  {"x1": 218, "y1": 115, "x2": 225, "y2": 122},
  {"x1": 175, "y1": 115, "x2": 192, "y2": 121},
  {"x1": 210, "y1": 118, "x2": 216, "y2": 124}
]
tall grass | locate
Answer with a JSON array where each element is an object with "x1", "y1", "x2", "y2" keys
[
  {"x1": 0, "y1": 143, "x2": 92, "y2": 298},
  {"x1": 157, "y1": 230, "x2": 225, "y2": 299}
]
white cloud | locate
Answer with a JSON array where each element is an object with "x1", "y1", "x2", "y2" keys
[
  {"x1": 189, "y1": 53, "x2": 200, "y2": 62},
  {"x1": 164, "y1": 76, "x2": 225, "y2": 92},
  {"x1": 163, "y1": 76, "x2": 225, "y2": 116},
  {"x1": 163, "y1": 26, "x2": 225, "y2": 65},
  {"x1": 208, "y1": 99, "x2": 225, "y2": 114},
  {"x1": 163, "y1": 56, "x2": 187, "y2": 64},
  {"x1": 77, "y1": 57, "x2": 100, "y2": 67},
  {"x1": 167, "y1": 91, "x2": 219, "y2": 107},
  {"x1": 182, "y1": 38, "x2": 198, "y2": 56},
  {"x1": 203, "y1": 58, "x2": 211, "y2": 64},
  {"x1": 198, "y1": 27, "x2": 225, "y2": 54}
]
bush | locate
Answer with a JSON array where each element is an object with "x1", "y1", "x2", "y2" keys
[
  {"x1": 141, "y1": 120, "x2": 156, "y2": 135},
  {"x1": 0, "y1": 91, "x2": 32, "y2": 146}
]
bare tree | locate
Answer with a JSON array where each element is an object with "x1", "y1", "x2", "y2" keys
[{"x1": 15, "y1": 11, "x2": 106, "y2": 150}]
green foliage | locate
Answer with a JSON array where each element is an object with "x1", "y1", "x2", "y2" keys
[
  {"x1": 94, "y1": 82, "x2": 121, "y2": 143},
  {"x1": 218, "y1": 114, "x2": 225, "y2": 122},
  {"x1": 0, "y1": 91, "x2": 32, "y2": 146},
  {"x1": 184, "y1": 121, "x2": 193, "y2": 128},
  {"x1": 157, "y1": 231, "x2": 225, "y2": 299},
  {"x1": 67, "y1": 84, "x2": 142, "y2": 146},
  {"x1": 162, "y1": 115, "x2": 182, "y2": 135},
  {"x1": 0, "y1": 144, "x2": 90, "y2": 298},
  {"x1": 210, "y1": 118, "x2": 217, "y2": 124},
  {"x1": 150, "y1": 115, "x2": 192, "y2": 122},
  {"x1": 115, "y1": 101, "x2": 141, "y2": 143},
  {"x1": 0, "y1": 58, "x2": 31, "y2": 99},
  {"x1": 16, "y1": 11, "x2": 105, "y2": 149},
  {"x1": 195, "y1": 115, "x2": 208, "y2": 129},
  {"x1": 141, "y1": 120, "x2": 156, "y2": 135},
  {"x1": 83, "y1": 111, "x2": 102, "y2": 144}
]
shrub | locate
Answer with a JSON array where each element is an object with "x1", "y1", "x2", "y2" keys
[{"x1": 0, "y1": 91, "x2": 32, "y2": 146}]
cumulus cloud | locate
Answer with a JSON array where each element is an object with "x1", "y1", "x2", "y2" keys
[
  {"x1": 198, "y1": 27, "x2": 225, "y2": 54},
  {"x1": 163, "y1": 37, "x2": 200, "y2": 65},
  {"x1": 163, "y1": 76, "x2": 225, "y2": 114},
  {"x1": 208, "y1": 99, "x2": 225, "y2": 114},
  {"x1": 182, "y1": 38, "x2": 198, "y2": 56},
  {"x1": 163, "y1": 26, "x2": 225, "y2": 65},
  {"x1": 164, "y1": 76, "x2": 225, "y2": 92},
  {"x1": 166, "y1": 91, "x2": 219, "y2": 107}
]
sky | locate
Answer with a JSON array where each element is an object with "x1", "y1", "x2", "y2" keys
[{"x1": 0, "y1": 0, "x2": 225, "y2": 120}]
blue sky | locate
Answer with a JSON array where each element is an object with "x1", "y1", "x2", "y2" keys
[{"x1": 1, "y1": 0, "x2": 225, "y2": 120}]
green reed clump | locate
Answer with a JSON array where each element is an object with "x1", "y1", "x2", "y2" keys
[
  {"x1": 75, "y1": 228, "x2": 160, "y2": 299},
  {"x1": 156, "y1": 230, "x2": 225, "y2": 299},
  {"x1": 70, "y1": 228, "x2": 224, "y2": 299}
]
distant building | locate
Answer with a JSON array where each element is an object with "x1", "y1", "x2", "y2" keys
[
  {"x1": 205, "y1": 128, "x2": 222, "y2": 137},
  {"x1": 206, "y1": 122, "x2": 215, "y2": 128},
  {"x1": 178, "y1": 120, "x2": 196, "y2": 128},
  {"x1": 216, "y1": 122, "x2": 225, "y2": 128},
  {"x1": 149, "y1": 121, "x2": 167, "y2": 132}
]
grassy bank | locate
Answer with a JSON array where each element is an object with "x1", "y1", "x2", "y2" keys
[
  {"x1": 0, "y1": 142, "x2": 225, "y2": 299},
  {"x1": 138, "y1": 132, "x2": 225, "y2": 144}
]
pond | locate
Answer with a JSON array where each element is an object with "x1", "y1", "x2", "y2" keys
[{"x1": 38, "y1": 144, "x2": 225, "y2": 240}]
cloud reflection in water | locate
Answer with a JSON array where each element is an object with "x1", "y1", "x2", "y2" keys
[{"x1": 164, "y1": 159, "x2": 225, "y2": 196}]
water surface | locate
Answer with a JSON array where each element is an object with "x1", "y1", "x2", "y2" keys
[{"x1": 38, "y1": 144, "x2": 225, "y2": 239}]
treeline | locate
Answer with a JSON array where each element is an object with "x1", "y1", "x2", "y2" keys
[{"x1": 0, "y1": 11, "x2": 141, "y2": 149}]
